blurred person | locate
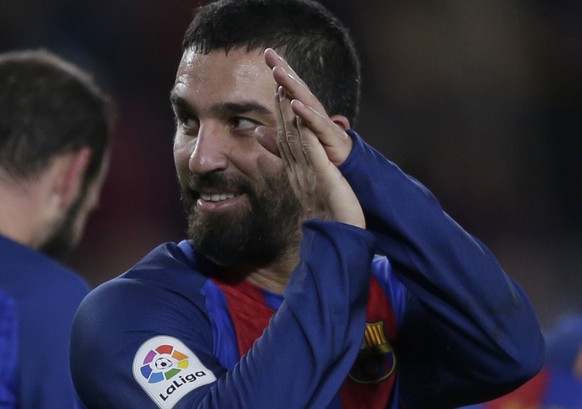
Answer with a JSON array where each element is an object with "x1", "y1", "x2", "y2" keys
[
  {"x1": 70, "y1": 1, "x2": 544, "y2": 408},
  {"x1": 0, "y1": 50, "x2": 115, "y2": 408},
  {"x1": 461, "y1": 314, "x2": 582, "y2": 409},
  {"x1": 0, "y1": 294, "x2": 17, "y2": 409}
]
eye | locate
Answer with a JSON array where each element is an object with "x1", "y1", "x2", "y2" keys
[
  {"x1": 174, "y1": 110, "x2": 199, "y2": 132},
  {"x1": 231, "y1": 117, "x2": 258, "y2": 131}
]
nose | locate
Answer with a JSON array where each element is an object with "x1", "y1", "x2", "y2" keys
[{"x1": 188, "y1": 125, "x2": 228, "y2": 175}]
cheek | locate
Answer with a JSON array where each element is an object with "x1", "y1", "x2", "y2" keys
[{"x1": 256, "y1": 152, "x2": 284, "y2": 176}]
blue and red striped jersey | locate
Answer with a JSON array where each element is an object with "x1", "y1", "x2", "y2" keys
[{"x1": 71, "y1": 131, "x2": 544, "y2": 409}]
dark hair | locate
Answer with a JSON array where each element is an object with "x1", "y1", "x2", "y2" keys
[
  {"x1": 0, "y1": 49, "x2": 115, "y2": 185},
  {"x1": 182, "y1": 0, "x2": 361, "y2": 124}
]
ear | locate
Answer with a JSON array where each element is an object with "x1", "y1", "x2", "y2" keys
[
  {"x1": 330, "y1": 114, "x2": 351, "y2": 131},
  {"x1": 54, "y1": 148, "x2": 93, "y2": 209}
]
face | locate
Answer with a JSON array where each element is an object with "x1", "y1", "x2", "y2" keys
[
  {"x1": 171, "y1": 48, "x2": 302, "y2": 266},
  {"x1": 39, "y1": 155, "x2": 109, "y2": 258}
]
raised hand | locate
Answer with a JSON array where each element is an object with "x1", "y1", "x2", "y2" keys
[
  {"x1": 257, "y1": 48, "x2": 365, "y2": 229},
  {"x1": 263, "y1": 48, "x2": 353, "y2": 166}
]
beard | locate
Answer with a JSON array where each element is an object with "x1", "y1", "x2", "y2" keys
[
  {"x1": 182, "y1": 168, "x2": 303, "y2": 267},
  {"x1": 38, "y1": 192, "x2": 84, "y2": 259}
]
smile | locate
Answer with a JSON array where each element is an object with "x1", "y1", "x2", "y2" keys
[
  {"x1": 199, "y1": 193, "x2": 239, "y2": 202},
  {"x1": 196, "y1": 192, "x2": 244, "y2": 212}
]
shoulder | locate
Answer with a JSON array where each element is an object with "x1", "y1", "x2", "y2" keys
[
  {"x1": 71, "y1": 242, "x2": 218, "y2": 398},
  {"x1": 76, "y1": 241, "x2": 212, "y2": 334},
  {"x1": 121, "y1": 241, "x2": 209, "y2": 291},
  {"x1": 86, "y1": 241, "x2": 209, "y2": 303},
  {"x1": 0, "y1": 235, "x2": 89, "y2": 314}
]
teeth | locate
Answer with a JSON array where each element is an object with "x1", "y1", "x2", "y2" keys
[{"x1": 200, "y1": 193, "x2": 237, "y2": 202}]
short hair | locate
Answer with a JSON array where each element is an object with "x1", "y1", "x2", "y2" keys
[
  {"x1": 182, "y1": 0, "x2": 361, "y2": 124},
  {"x1": 0, "y1": 49, "x2": 115, "y2": 184}
]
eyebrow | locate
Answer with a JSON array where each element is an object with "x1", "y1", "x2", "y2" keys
[
  {"x1": 170, "y1": 92, "x2": 190, "y2": 111},
  {"x1": 170, "y1": 92, "x2": 272, "y2": 118},
  {"x1": 215, "y1": 102, "x2": 272, "y2": 117}
]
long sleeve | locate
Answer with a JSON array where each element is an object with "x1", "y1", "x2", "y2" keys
[
  {"x1": 339, "y1": 130, "x2": 544, "y2": 408},
  {"x1": 71, "y1": 221, "x2": 376, "y2": 409},
  {"x1": 199, "y1": 221, "x2": 373, "y2": 408}
]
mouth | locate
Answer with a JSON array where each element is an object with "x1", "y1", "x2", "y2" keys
[
  {"x1": 199, "y1": 192, "x2": 240, "y2": 202},
  {"x1": 195, "y1": 190, "x2": 245, "y2": 212},
  {"x1": 183, "y1": 172, "x2": 249, "y2": 213}
]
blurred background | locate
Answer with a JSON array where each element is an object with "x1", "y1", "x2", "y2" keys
[{"x1": 1, "y1": 0, "x2": 580, "y2": 327}]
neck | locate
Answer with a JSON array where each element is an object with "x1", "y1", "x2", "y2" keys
[
  {"x1": 222, "y1": 247, "x2": 300, "y2": 295},
  {"x1": 0, "y1": 181, "x2": 42, "y2": 247}
]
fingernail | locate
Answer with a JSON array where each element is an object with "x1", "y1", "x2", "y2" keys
[
  {"x1": 291, "y1": 99, "x2": 304, "y2": 108},
  {"x1": 254, "y1": 125, "x2": 267, "y2": 137}
]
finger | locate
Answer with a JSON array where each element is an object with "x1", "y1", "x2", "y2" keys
[
  {"x1": 255, "y1": 125, "x2": 280, "y2": 157},
  {"x1": 278, "y1": 87, "x2": 309, "y2": 168},
  {"x1": 274, "y1": 86, "x2": 294, "y2": 173},
  {"x1": 289, "y1": 99, "x2": 341, "y2": 144},
  {"x1": 264, "y1": 48, "x2": 327, "y2": 115},
  {"x1": 271, "y1": 65, "x2": 327, "y2": 115},
  {"x1": 264, "y1": 48, "x2": 304, "y2": 86},
  {"x1": 292, "y1": 110, "x2": 329, "y2": 171},
  {"x1": 290, "y1": 99, "x2": 352, "y2": 166}
]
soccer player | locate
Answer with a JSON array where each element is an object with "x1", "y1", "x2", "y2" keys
[
  {"x1": 70, "y1": 1, "x2": 544, "y2": 408},
  {"x1": 0, "y1": 50, "x2": 115, "y2": 408}
]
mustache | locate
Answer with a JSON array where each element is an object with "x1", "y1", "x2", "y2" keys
[{"x1": 181, "y1": 172, "x2": 251, "y2": 196}]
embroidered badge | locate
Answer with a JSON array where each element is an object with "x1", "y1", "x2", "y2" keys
[
  {"x1": 133, "y1": 336, "x2": 216, "y2": 408},
  {"x1": 349, "y1": 321, "x2": 397, "y2": 384}
]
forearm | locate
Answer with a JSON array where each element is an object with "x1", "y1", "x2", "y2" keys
[
  {"x1": 72, "y1": 222, "x2": 376, "y2": 409},
  {"x1": 340, "y1": 130, "x2": 544, "y2": 405},
  {"x1": 196, "y1": 220, "x2": 375, "y2": 408}
]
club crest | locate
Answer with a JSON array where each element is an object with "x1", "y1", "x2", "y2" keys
[{"x1": 349, "y1": 321, "x2": 397, "y2": 384}]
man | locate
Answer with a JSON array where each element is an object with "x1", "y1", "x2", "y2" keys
[
  {"x1": 0, "y1": 50, "x2": 115, "y2": 408},
  {"x1": 70, "y1": 1, "x2": 544, "y2": 408}
]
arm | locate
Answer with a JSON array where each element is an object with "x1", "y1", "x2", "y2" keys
[
  {"x1": 341, "y1": 132, "x2": 545, "y2": 407},
  {"x1": 263, "y1": 47, "x2": 544, "y2": 407},
  {"x1": 207, "y1": 221, "x2": 374, "y2": 408},
  {"x1": 71, "y1": 223, "x2": 375, "y2": 409}
]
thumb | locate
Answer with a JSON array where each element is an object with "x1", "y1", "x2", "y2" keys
[{"x1": 255, "y1": 126, "x2": 280, "y2": 157}]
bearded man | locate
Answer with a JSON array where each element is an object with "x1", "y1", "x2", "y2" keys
[{"x1": 70, "y1": 1, "x2": 543, "y2": 408}]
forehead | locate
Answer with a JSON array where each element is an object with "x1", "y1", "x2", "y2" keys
[{"x1": 173, "y1": 47, "x2": 276, "y2": 109}]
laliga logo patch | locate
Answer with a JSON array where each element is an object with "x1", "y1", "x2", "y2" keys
[
  {"x1": 133, "y1": 336, "x2": 216, "y2": 409},
  {"x1": 349, "y1": 321, "x2": 397, "y2": 384}
]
